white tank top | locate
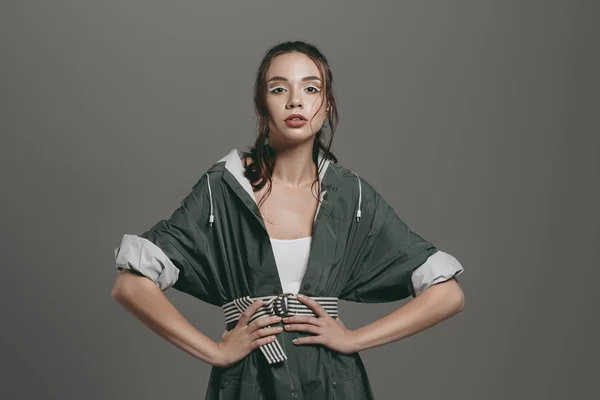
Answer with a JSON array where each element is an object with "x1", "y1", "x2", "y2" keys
[{"x1": 269, "y1": 236, "x2": 312, "y2": 294}]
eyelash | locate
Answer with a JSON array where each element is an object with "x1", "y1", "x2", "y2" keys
[{"x1": 268, "y1": 85, "x2": 321, "y2": 94}]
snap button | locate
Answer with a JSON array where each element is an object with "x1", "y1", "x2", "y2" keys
[
  {"x1": 331, "y1": 381, "x2": 337, "y2": 389},
  {"x1": 332, "y1": 186, "x2": 338, "y2": 192},
  {"x1": 303, "y1": 283, "x2": 311, "y2": 290}
]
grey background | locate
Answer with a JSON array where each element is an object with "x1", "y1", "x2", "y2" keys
[{"x1": 2, "y1": 1, "x2": 598, "y2": 399}]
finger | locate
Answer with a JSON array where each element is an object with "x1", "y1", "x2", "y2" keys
[
  {"x1": 249, "y1": 315, "x2": 282, "y2": 332},
  {"x1": 292, "y1": 336, "x2": 322, "y2": 345},
  {"x1": 284, "y1": 324, "x2": 320, "y2": 334},
  {"x1": 250, "y1": 325, "x2": 283, "y2": 341},
  {"x1": 297, "y1": 294, "x2": 329, "y2": 318},
  {"x1": 238, "y1": 299, "x2": 264, "y2": 327},
  {"x1": 283, "y1": 315, "x2": 323, "y2": 326},
  {"x1": 251, "y1": 335, "x2": 278, "y2": 349}
]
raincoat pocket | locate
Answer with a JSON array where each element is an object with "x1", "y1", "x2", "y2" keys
[
  {"x1": 209, "y1": 357, "x2": 259, "y2": 400},
  {"x1": 217, "y1": 382, "x2": 257, "y2": 400},
  {"x1": 331, "y1": 372, "x2": 372, "y2": 400}
]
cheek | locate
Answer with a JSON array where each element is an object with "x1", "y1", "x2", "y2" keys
[
  {"x1": 265, "y1": 104, "x2": 282, "y2": 124},
  {"x1": 308, "y1": 97, "x2": 327, "y2": 118},
  {"x1": 265, "y1": 96, "x2": 277, "y2": 114}
]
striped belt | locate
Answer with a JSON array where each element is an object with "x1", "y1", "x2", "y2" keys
[{"x1": 222, "y1": 293, "x2": 339, "y2": 364}]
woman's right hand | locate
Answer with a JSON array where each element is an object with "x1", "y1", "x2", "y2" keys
[{"x1": 214, "y1": 299, "x2": 283, "y2": 368}]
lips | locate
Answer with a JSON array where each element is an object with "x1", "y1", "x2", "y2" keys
[
  {"x1": 285, "y1": 113, "x2": 307, "y2": 121},
  {"x1": 284, "y1": 114, "x2": 308, "y2": 128}
]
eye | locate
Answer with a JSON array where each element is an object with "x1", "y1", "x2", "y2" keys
[
  {"x1": 268, "y1": 86, "x2": 286, "y2": 93},
  {"x1": 305, "y1": 85, "x2": 322, "y2": 93}
]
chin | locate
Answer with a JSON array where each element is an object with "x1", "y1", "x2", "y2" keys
[{"x1": 271, "y1": 125, "x2": 319, "y2": 144}]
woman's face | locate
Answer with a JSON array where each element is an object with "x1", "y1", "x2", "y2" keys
[{"x1": 265, "y1": 52, "x2": 328, "y2": 145}]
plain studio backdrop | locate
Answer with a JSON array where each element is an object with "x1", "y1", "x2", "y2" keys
[{"x1": 1, "y1": 1, "x2": 598, "y2": 399}]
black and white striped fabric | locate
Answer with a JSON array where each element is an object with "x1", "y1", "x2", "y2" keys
[{"x1": 222, "y1": 294, "x2": 339, "y2": 364}]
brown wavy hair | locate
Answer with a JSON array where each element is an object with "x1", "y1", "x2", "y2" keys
[{"x1": 242, "y1": 41, "x2": 339, "y2": 211}]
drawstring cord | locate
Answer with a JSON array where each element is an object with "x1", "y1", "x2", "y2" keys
[
  {"x1": 205, "y1": 173, "x2": 214, "y2": 226},
  {"x1": 351, "y1": 171, "x2": 362, "y2": 222}
]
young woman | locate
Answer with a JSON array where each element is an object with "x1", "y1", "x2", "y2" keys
[{"x1": 112, "y1": 41, "x2": 465, "y2": 400}]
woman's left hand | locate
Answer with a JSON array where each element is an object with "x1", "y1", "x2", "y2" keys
[{"x1": 283, "y1": 294, "x2": 359, "y2": 354}]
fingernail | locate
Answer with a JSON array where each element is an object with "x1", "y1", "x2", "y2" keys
[
  {"x1": 282, "y1": 317, "x2": 289, "y2": 322},
  {"x1": 297, "y1": 294, "x2": 305, "y2": 298},
  {"x1": 284, "y1": 325, "x2": 290, "y2": 329}
]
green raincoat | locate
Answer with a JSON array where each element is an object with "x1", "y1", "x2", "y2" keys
[{"x1": 114, "y1": 148, "x2": 463, "y2": 399}]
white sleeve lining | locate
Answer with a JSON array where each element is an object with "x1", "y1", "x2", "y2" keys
[
  {"x1": 410, "y1": 251, "x2": 464, "y2": 296},
  {"x1": 114, "y1": 234, "x2": 180, "y2": 291}
]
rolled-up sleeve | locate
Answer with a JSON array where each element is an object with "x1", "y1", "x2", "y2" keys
[
  {"x1": 410, "y1": 250, "x2": 464, "y2": 296},
  {"x1": 114, "y1": 233, "x2": 180, "y2": 291}
]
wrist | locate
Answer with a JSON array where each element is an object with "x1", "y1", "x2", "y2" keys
[
  {"x1": 208, "y1": 340, "x2": 228, "y2": 368},
  {"x1": 349, "y1": 329, "x2": 366, "y2": 353}
]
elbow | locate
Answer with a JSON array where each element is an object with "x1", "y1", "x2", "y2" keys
[
  {"x1": 111, "y1": 280, "x2": 128, "y2": 303},
  {"x1": 111, "y1": 283, "x2": 124, "y2": 302},
  {"x1": 455, "y1": 289, "x2": 465, "y2": 313},
  {"x1": 111, "y1": 269, "x2": 160, "y2": 303},
  {"x1": 435, "y1": 278, "x2": 465, "y2": 314},
  {"x1": 451, "y1": 280, "x2": 465, "y2": 314},
  {"x1": 110, "y1": 269, "x2": 139, "y2": 303}
]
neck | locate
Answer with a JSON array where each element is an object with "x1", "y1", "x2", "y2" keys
[{"x1": 271, "y1": 141, "x2": 317, "y2": 187}]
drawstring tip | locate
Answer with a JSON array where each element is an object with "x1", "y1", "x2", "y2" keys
[
  {"x1": 209, "y1": 214, "x2": 214, "y2": 226},
  {"x1": 356, "y1": 209, "x2": 361, "y2": 222}
]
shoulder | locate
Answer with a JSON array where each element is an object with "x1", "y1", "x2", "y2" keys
[
  {"x1": 174, "y1": 158, "x2": 228, "y2": 220},
  {"x1": 189, "y1": 156, "x2": 227, "y2": 193},
  {"x1": 327, "y1": 161, "x2": 386, "y2": 214}
]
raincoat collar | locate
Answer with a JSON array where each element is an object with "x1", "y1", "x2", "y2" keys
[
  {"x1": 201, "y1": 148, "x2": 363, "y2": 234},
  {"x1": 221, "y1": 148, "x2": 331, "y2": 203}
]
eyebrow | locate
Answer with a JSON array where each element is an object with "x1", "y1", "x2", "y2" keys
[{"x1": 267, "y1": 76, "x2": 322, "y2": 83}]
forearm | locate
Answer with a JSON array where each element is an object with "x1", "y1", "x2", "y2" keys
[
  {"x1": 351, "y1": 278, "x2": 465, "y2": 352},
  {"x1": 111, "y1": 271, "x2": 222, "y2": 366}
]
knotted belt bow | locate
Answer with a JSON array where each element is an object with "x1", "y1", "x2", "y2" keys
[{"x1": 222, "y1": 293, "x2": 339, "y2": 364}]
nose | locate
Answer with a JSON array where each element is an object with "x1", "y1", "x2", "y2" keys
[{"x1": 286, "y1": 91, "x2": 303, "y2": 109}]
